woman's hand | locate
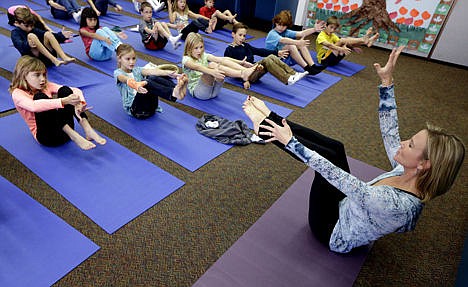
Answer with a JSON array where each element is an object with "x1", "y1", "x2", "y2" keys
[
  {"x1": 259, "y1": 118, "x2": 293, "y2": 146},
  {"x1": 373, "y1": 46, "x2": 405, "y2": 87}
]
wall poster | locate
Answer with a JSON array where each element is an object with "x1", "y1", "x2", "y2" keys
[{"x1": 305, "y1": 0, "x2": 456, "y2": 57}]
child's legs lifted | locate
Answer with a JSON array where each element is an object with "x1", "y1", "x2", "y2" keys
[
  {"x1": 259, "y1": 55, "x2": 295, "y2": 84},
  {"x1": 89, "y1": 27, "x2": 121, "y2": 61},
  {"x1": 283, "y1": 44, "x2": 314, "y2": 67}
]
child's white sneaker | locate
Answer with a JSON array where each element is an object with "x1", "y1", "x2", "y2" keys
[
  {"x1": 148, "y1": 0, "x2": 164, "y2": 12},
  {"x1": 132, "y1": 0, "x2": 140, "y2": 13},
  {"x1": 169, "y1": 34, "x2": 182, "y2": 49},
  {"x1": 287, "y1": 71, "x2": 309, "y2": 85},
  {"x1": 72, "y1": 10, "x2": 81, "y2": 23},
  {"x1": 129, "y1": 24, "x2": 139, "y2": 32}
]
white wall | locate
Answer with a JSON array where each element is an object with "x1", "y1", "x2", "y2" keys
[{"x1": 431, "y1": 0, "x2": 468, "y2": 67}]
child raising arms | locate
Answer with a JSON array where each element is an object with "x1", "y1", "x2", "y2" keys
[
  {"x1": 316, "y1": 16, "x2": 379, "y2": 66},
  {"x1": 265, "y1": 10, "x2": 325, "y2": 75},
  {"x1": 79, "y1": 7, "x2": 127, "y2": 61},
  {"x1": 9, "y1": 56, "x2": 105, "y2": 150},
  {"x1": 138, "y1": 2, "x2": 182, "y2": 50},
  {"x1": 182, "y1": 32, "x2": 259, "y2": 99},
  {"x1": 11, "y1": 7, "x2": 76, "y2": 67},
  {"x1": 114, "y1": 44, "x2": 188, "y2": 119}
]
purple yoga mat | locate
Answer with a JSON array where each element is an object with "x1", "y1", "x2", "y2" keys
[
  {"x1": 0, "y1": 175, "x2": 99, "y2": 287},
  {"x1": 0, "y1": 113, "x2": 185, "y2": 234},
  {"x1": 192, "y1": 157, "x2": 384, "y2": 287}
]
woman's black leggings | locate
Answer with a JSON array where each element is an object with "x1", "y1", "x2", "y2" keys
[
  {"x1": 259, "y1": 112, "x2": 350, "y2": 246},
  {"x1": 34, "y1": 86, "x2": 87, "y2": 147}
]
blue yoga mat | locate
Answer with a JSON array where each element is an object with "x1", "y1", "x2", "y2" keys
[
  {"x1": 81, "y1": 82, "x2": 233, "y2": 172},
  {"x1": 248, "y1": 38, "x2": 365, "y2": 77},
  {"x1": 193, "y1": 157, "x2": 384, "y2": 287},
  {"x1": 99, "y1": 12, "x2": 141, "y2": 28},
  {"x1": 224, "y1": 75, "x2": 323, "y2": 108},
  {"x1": 60, "y1": 35, "x2": 145, "y2": 76},
  {"x1": 200, "y1": 27, "x2": 253, "y2": 43},
  {"x1": 0, "y1": 113, "x2": 185, "y2": 233},
  {"x1": 0, "y1": 175, "x2": 100, "y2": 287},
  {"x1": 179, "y1": 87, "x2": 293, "y2": 128},
  {"x1": 0, "y1": 76, "x2": 14, "y2": 112}
]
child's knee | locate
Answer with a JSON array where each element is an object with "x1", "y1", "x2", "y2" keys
[
  {"x1": 33, "y1": 92, "x2": 49, "y2": 100},
  {"x1": 27, "y1": 33, "x2": 39, "y2": 42},
  {"x1": 57, "y1": 86, "x2": 74, "y2": 98}
]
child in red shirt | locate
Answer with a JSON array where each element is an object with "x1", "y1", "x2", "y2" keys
[{"x1": 199, "y1": 0, "x2": 237, "y2": 31}]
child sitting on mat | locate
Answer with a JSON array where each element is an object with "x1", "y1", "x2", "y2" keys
[
  {"x1": 182, "y1": 32, "x2": 260, "y2": 99},
  {"x1": 199, "y1": 0, "x2": 238, "y2": 31},
  {"x1": 266, "y1": 10, "x2": 325, "y2": 75},
  {"x1": 86, "y1": 0, "x2": 123, "y2": 17},
  {"x1": 138, "y1": 2, "x2": 182, "y2": 50},
  {"x1": 79, "y1": 7, "x2": 127, "y2": 61},
  {"x1": 168, "y1": 0, "x2": 214, "y2": 40},
  {"x1": 9, "y1": 55, "x2": 106, "y2": 150},
  {"x1": 11, "y1": 7, "x2": 76, "y2": 67},
  {"x1": 114, "y1": 44, "x2": 188, "y2": 119},
  {"x1": 224, "y1": 22, "x2": 308, "y2": 89},
  {"x1": 316, "y1": 16, "x2": 379, "y2": 67},
  {"x1": 46, "y1": 0, "x2": 83, "y2": 23}
]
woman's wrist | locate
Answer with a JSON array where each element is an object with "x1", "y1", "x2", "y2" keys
[{"x1": 381, "y1": 78, "x2": 393, "y2": 87}]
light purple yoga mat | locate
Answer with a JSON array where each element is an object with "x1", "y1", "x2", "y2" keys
[
  {"x1": 0, "y1": 113, "x2": 185, "y2": 233},
  {"x1": 0, "y1": 0, "x2": 48, "y2": 11},
  {"x1": 248, "y1": 37, "x2": 365, "y2": 77},
  {"x1": 82, "y1": 82, "x2": 233, "y2": 172},
  {"x1": 0, "y1": 175, "x2": 100, "y2": 287},
  {"x1": 193, "y1": 157, "x2": 384, "y2": 287},
  {"x1": 179, "y1": 87, "x2": 293, "y2": 128},
  {"x1": 0, "y1": 76, "x2": 14, "y2": 112}
]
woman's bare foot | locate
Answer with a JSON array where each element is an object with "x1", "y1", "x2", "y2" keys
[
  {"x1": 242, "y1": 97, "x2": 266, "y2": 135},
  {"x1": 248, "y1": 96, "x2": 271, "y2": 116},
  {"x1": 367, "y1": 33, "x2": 380, "y2": 47}
]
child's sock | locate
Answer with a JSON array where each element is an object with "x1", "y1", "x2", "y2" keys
[
  {"x1": 304, "y1": 64, "x2": 326, "y2": 75},
  {"x1": 287, "y1": 71, "x2": 309, "y2": 85}
]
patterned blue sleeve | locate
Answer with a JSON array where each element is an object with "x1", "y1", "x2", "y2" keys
[
  {"x1": 378, "y1": 85, "x2": 401, "y2": 168},
  {"x1": 285, "y1": 137, "x2": 372, "y2": 203}
]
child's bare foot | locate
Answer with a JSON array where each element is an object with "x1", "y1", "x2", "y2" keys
[
  {"x1": 242, "y1": 98, "x2": 266, "y2": 135},
  {"x1": 63, "y1": 57, "x2": 76, "y2": 64},
  {"x1": 241, "y1": 64, "x2": 261, "y2": 82},
  {"x1": 367, "y1": 33, "x2": 380, "y2": 47},
  {"x1": 117, "y1": 31, "x2": 128, "y2": 40},
  {"x1": 173, "y1": 74, "x2": 188, "y2": 100},
  {"x1": 53, "y1": 59, "x2": 65, "y2": 67},
  {"x1": 70, "y1": 133, "x2": 96, "y2": 150},
  {"x1": 85, "y1": 128, "x2": 106, "y2": 145},
  {"x1": 248, "y1": 96, "x2": 271, "y2": 116}
]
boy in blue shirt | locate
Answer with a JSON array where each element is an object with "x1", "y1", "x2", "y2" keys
[{"x1": 265, "y1": 10, "x2": 325, "y2": 75}]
